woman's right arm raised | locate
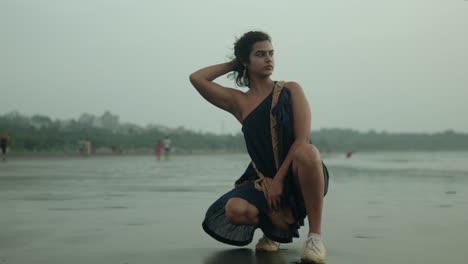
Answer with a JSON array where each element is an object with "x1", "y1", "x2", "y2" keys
[{"x1": 189, "y1": 61, "x2": 240, "y2": 116}]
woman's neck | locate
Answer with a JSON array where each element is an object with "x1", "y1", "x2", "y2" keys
[{"x1": 248, "y1": 78, "x2": 275, "y2": 94}]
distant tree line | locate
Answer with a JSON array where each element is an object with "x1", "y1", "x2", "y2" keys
[
  {"x1": 0, "y1": 111, "x2": 245, "y2": 153},
  {"x1": 1, "y1": 111, "x2": 468, "y2": 153}
]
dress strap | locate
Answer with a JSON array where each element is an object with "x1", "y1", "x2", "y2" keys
[
  {"x1": 270, "y1": 81, "x2": 285, "y2": 169},
  {"x1": 251, "y1": 80, "x2": 284, "y2": 173},
  {"x1": 251, "y1": 81, "x2": 293, "y2": 231}
]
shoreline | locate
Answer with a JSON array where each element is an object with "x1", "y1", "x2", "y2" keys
[
  {"x1": 4, "y1": 148, "x2": 468, "y2": 157},
  {"x1": 3, "y1": 149, "x2": 248, "y2": 158}
]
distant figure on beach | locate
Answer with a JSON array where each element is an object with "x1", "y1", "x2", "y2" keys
[
  {"x1": 155, "y1": 140, "x2": 163, "y2": 160},
  {"x1": 1, "y1": 132, "x2": 9, "y2": 161},
  {"x1": 346, "y1": 151, "x2": 353, "y2": 158},
  {"x1": 190, "y1": 31, "x2": 330, "y2": 263},
  {"x1": 79, "y1": 140, "x2": 92, "y2": 156},
  {"x1": 163, "y1": 136, "x2": 171, "y2": 160}
]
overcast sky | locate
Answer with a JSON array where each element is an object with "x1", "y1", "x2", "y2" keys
[{"x1": 1, "y1": 0, "x2": 467, "y2": 134}]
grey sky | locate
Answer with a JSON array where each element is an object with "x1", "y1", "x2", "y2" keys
[{"x1": 1, "y1": 0, "x2": 467, "y2": 134}]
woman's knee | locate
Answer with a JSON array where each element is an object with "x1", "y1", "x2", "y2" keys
[
  {"x1": 293, "y1": 143, "x2": 321, "y2": 165},
  {"x1": 225, "y1": 198, "x2": 258, "y2": 224}
]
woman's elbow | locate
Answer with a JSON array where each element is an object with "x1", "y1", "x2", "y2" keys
[
  {"x1": 189, "y1": 73, "x2": 196, "y2": 84},
  {"x1": 190, "y1": 74, "x2": 207, "y2": 93},
  {"x1": 189, "y1": 73, "x2": 200, "y2": 87}
]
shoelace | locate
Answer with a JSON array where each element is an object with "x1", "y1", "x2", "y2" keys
[{"x1": 306, "y1": 237, "x2": 323, "y2": 253}]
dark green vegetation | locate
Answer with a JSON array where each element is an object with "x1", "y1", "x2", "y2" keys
[{"x1": 1, "y1": 112, "x2": 468, "y2": 153}]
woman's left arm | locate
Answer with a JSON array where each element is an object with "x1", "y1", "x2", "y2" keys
[{"x1": 268, "y1": 81, "x2": 311, "y2": 210}]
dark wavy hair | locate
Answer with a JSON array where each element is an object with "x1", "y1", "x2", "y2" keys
[{"x1": 229, "y1": 31, "x2": 271, "y2": 87}]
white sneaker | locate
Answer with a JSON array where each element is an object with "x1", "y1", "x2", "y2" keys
[
  {"x1": 302, "y1": 234, "x2": 327, "y2": 263},
  {"x1": 255, "y1": 235, "x2": 280, "y2": 252}
]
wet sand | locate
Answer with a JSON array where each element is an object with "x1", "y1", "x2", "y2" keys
[{"x1": 0, "y1": 153, "x2": 467, "y2": 263}]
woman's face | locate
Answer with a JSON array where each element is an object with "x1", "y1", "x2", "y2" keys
[{"x1": 246, "y1": 40, "x2": 274, "y2": 78}]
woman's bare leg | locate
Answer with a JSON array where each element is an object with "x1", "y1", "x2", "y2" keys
[
  {"x1": 292, "y1": 144, "x2": 325, "y2": 234},
  {"x1": 225, "y1": 197, "x2": 259, "y2": 225}
]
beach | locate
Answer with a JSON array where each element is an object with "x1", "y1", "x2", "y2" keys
[{"x1": 0, "y1": 152, "x2": 467, "y2": 264}]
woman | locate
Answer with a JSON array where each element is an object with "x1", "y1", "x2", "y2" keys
[{"x1": 189, "y1": 31, "x2": 329, "y2": 263}]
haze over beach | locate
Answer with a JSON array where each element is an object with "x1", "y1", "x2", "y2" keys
[
  {"x1": 1, "y1": 0, "x2": 467, "y2": 134},
  {"x1": 2, "y1": 2, "x2": 468, "y2": 264}
]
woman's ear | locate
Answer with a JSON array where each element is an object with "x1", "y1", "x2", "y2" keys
[{"x1": 240, "y1": 58, "x2": 248, "y2": 68}]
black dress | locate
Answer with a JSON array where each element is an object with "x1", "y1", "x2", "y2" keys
[{"x1": 202, "y1": 84, "x2": 329, "y2": 246}]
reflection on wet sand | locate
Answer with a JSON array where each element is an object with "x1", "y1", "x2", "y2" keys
[
  {"x1": 203, "y1": 248, "x2": 294, "y2": 264},
  {"x1": 1, "y1": 153, "x2": 467, "y2": 264}
]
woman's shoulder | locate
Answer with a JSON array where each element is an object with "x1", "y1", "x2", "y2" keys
[
  {"x1": 283, "y1": 81, "x2": 301, "y2": 89},
  {"x1": 282, "y1": 81, "x2": 304, "y2": 93}
]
